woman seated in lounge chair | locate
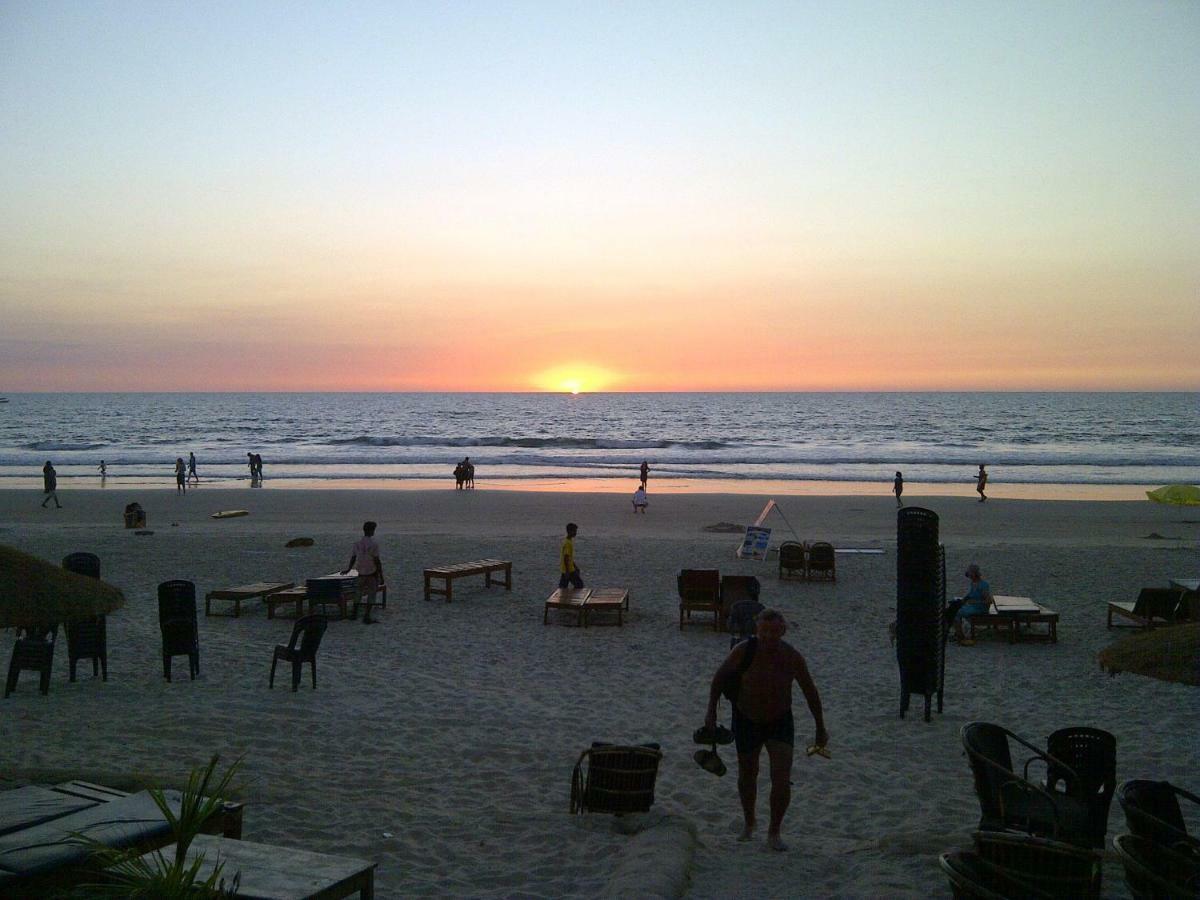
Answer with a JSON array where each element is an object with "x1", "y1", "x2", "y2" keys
[{"x1": 953, "y1": 563, "x2": 995, "y2": 646}]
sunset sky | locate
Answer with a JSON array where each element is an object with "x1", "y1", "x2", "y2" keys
[{"x1": 2, "y1": 1, "x2": 1197, "y2": 392}]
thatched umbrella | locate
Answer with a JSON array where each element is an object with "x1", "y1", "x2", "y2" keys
[
  {"x1": 0, "y1": 543, "x2": 125, "y2": 628},
  {"x1": 1098, "y1": 624, "x2": 1200, "y2": 687}
]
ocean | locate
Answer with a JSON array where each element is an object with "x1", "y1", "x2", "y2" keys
[{"x1": 1, "y1": 392, "x2": 1196, "y2": 495}]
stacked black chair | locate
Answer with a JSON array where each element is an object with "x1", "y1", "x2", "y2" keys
[
  {"x1": 5, "y1": 625, "x2": 58, "y2": 697},
  {"x1": 1118, "y1": 779, "x2": 1200, "y2": 852},
  {"x1": 896, "y1": 507, "x2": 946, "y2": 721},
  {"x1": 62, "y1": 552, "x2": 108, "y2": 683},
  {"x1": 1112, "y1": 833, "x2": 1200, "y2": 899},
  {"x1": 270, "y1": 614, "x2": 328, "y2": 691},
  {"x1": 1045, "y1": 727, "x2": 1117, "y2": 849},
  {"x1": 158, "y1": 580, "x2": 200, "y2": 681}
]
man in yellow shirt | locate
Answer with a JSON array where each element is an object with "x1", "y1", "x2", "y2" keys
[{"x1": 559, "y1": 522, "x2": 583, "y2": 589}]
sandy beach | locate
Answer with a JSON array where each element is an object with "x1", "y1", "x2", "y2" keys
[{"x1": 1, "y1": 487, "x2": 1197, "y2": 898}]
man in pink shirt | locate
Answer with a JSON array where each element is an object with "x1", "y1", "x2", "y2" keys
[{"x1": 343, "y1": 521, "x2": 385, "y2": 624}]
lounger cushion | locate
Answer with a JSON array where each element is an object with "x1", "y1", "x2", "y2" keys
[{"x1": 0, "y1": 787, "x2": 97, "y2": 838}]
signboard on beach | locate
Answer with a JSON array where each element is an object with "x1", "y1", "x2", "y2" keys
[{"x1": 737, "y1": 525, "x2": 772, "y2": 560}]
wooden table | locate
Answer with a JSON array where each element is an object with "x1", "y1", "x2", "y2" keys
[
  {"x1": 585, "y1": 588, "x2": 630, "y2": 627},
  {"x1": 423, "y1": 559, "x2": 512, "y2": 602},
  {"x1": 967, "y1": 596, "x2": 1059, "y2": 644},
  {"x1": 205, "y1": 582, "x2": 294, "y2": 618},
  {"x1": 140, "y1": 834, "x2": 375, "y2": 899}
]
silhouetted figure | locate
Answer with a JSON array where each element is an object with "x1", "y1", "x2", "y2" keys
[
  {"x1": 976, "y1": 465, "x2": 988, "y2": 502},
  {"x1": 41, "y1": 460, "x2": 61, "y2": 508},
  {"x1": 175, "y1": 457, "x2": 187, "y2": 493},
  {"x1": 640, "y1": 460, "x2": 650, "y2": 490},
  {"x1": 893, "y1": 471, "x2": 904, "y2": 506},
  {"x1": 187, "y1": 452, "x2": 198, "y2": 483}
]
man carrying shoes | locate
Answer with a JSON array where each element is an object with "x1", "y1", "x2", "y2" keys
[{"x1": 703, "y1": 609, "x2": 828, "y2": 852}]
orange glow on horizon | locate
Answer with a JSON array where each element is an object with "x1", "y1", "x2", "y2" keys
[{"x1": 531, "y1": 364, "x2": 619, "y2": 394}]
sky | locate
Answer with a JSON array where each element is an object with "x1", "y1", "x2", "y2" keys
[{"x1": 1, "y1": 1, "x2": 1197, "y2": 392}]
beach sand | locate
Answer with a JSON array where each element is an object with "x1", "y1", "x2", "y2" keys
[{"x1": 1, "y1": 488, "x2": 1197, "y2": 898}]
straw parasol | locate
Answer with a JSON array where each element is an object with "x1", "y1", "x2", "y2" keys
[
  {"x1": 0, "y1": 543, "x2": 124, "y2": 628},
  {"x1": 1098, "y1": 624, "x2": 1200, "y2": 687},
  {"x1": 1146, "y1": 485, "x2": 1200, "y2": 506}
]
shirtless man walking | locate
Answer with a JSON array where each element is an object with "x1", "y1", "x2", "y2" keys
[{"x1": 704, "y1": 609, "x2": 828, "y2": 851}]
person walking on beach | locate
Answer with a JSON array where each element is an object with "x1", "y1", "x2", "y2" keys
[
  {"x1": 704, "y1": 609, "x2": 828, "y2": 852},
  {"x1": 41, "y1": 460, "x2": 61, "y2": 508},
  {"x1": 559, "y1": 522, "x2": 583, "y2": 589},
  {"x1": 187, "y1": 452, "x2": 198, "y2": 484},
  {"x1": 976, "y1": 464, "x2": 988, "y2": 502},
  {"x1": 952, "y1": 564, "x2": 995, "y2": 646},
  {"x1": 99, "y1": 460, "x2": 107, "y2": 479},
  {"x1": 893, "y1": 471, "x2": 904, "y2": 506},
  {"x1": 632, "y1": 485, "x2": 648, "y2": 513},
  {"x1": 248, "y1": 452, "x2": 257, "y2": 481},
  {"x1": 254, "y1": 453, "x2": 264, "y2": 479},
  {"x1": 343, "y1": 520, "x2": 385, "y2": 624},
  {"x1": 174, "y1": 457, "x2": 187, "y2": 493},
  {"x1": 639, "y1": 460, "x2": 650, "y2": 490}
]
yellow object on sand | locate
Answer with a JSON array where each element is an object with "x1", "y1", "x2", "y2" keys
[{"x1": 211, "y1": 510, "x2": 249, "y2": 519}]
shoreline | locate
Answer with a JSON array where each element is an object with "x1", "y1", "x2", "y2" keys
[{"x1": 1, "y1": 478, "x2": 1166, "y2": 501}]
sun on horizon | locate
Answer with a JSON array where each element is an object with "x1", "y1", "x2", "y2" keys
[{"x1": 532, "y1": 365, "x2": 618, "y2": 395}]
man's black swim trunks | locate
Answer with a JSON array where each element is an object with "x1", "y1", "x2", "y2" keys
[{"x1": 731, "y1": 708, "x2": 794, "y2": 755}]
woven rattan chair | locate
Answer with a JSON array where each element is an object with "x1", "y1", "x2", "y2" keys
[
  {"x1": 1044, "y1": 727, "x2": 1116, "y2": 849},
  {"x1": 62, "y1": 552, "x2": 108, "y2": 683},
  {"x1": 778, "y1": 541, "x2": 806, "y2": 580},
  {"x1": 1112, "y1": 833, "x2": 1200, "y2": 899},
  {"x1": 677, "y1": 569, "x2": 721, "y2": 630},
  {"x1": 961, "y1": 722, "x2": 1092, "y2": 847},
  {"x1": 569, "y1": 743, "x2": 662, "y2": 815},
  {"x1": 1118, "y1": 779, "x2": 1200, "y2": 853},
  {"x1": 806, "y1": 542, "x2": 836, "y2": 581},
  {"x1": 158, "y1": 580, "x2": 200, "y2": 681},
  {"x1": 269, "y1": 614, "x2": 328, "y2": 691},
  {"x1": 5, "y1": 625, "x2": 58, "y2": 697},
  {"x1": 973, "y1": 831, "x2": 1103, "y2": 898},
  {"x1": 939, "y1": 849, "x2": 1058, "y2": 899}
]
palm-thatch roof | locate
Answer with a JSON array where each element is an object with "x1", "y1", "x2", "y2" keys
[
  {"x1": 1097, "y1": 624, "x2": 1200, "y2": 687},
  {"x1": 0, "y1": 543, "x2": 125, "y2": 628}
]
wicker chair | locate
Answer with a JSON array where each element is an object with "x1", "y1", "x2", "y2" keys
[
  {"x1": 269, "y1": 614, "x2": 328, "y2": 691},
  {"x1": 158, "y1": 580, "x2": 200, "y2": 682},
  {"x1": 677, "y1": 569, "x2": 721, "y2": 630},
  {"x1": 806, "y1": 542, "x2": 836, "y2": 581},
  {"x1": 1044, "y1": 727, "x2": 1116, "y2": 849},
  {"x1": 62, "y1": 552, "x2": 108, "y2": 683},
  {"x1": 939, "y1": 849, "x2": 1057, "y2": 899},
  {"x1": 973, "y1": 831, "x2": 1103, "y2": 898},
  {"x1": 569, "y1": 743, "x2": 662, "y2": 815},
  {"x1": 1118, "y1": 779, "x2": 1200, "y2": 853},
  {"x1": 5, "y1": 625, "x2": 58, "y2": 697},
  {"x1": 961, "y1": 722, "x2": 1092, "y2": 847},
  {"x1": 1112, "y1": 833, "x2": 1200, "y2": 899},
  {"x1": 778, "y1": 541, "x2": 806, "y2": 580}
]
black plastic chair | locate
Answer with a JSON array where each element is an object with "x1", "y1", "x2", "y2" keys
[
  {"x1": 961, "y1": 722, "x2": 1091, "y2": 847},
  {"x1": 778, "y1": 541, "x2": 806, "y2": 580},
  {"x1": 1118, "y1": 779, "x2": 1200, "y2": 853},
  {"x1": 269, "y1": 614, "x2": 328, "y2": 691},
  {"x1": 569, "y1": 743, "x2": 662, "y2": 815},
  {"x1": 1044, "y1": 727, "x2": 1116, "y2": 849},
  {"x1": 5, "y1": 625, "x2": 58, "y2": 697},
  {"x1": 1112, "y1": 833, "x2": 1200, "y2": 899},
  {"x1": 973, "y1": 831, "x2": 1103, "y2": 898},
  {"x1": 61, "y1": 552, "x2": 108, "y2": 683},
  {"x1": 158, "y1": 580, "x2": 200, "y2": 681}
]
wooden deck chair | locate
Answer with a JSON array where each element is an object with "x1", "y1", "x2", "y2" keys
[
  {"x1": 1107, "y1": 587, "x2": 1183, "y2": 629},
  {"x1": 677, "y1": 569, "x2": 721, "y2": 630},
  {"x1": 807, "y1": 542, "x2": 836, "y2": 581},
  {"x1": 569, "y1": 743, "x2": 662, "y2": 815},
  {"x1": 778, "y1": 541, "x2": 806, "y2": 580}
]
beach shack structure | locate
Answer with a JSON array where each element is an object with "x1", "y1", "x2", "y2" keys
[{"x1": 895, "y1": 507, "x2": 947, "y2": 722}]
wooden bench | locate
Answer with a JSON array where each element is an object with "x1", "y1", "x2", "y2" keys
[
  {"x1": 205, "y1": 582, "x2": 294, "y2": 618},
  {"x1": 141, "y1": 834, "x2": 375, "y2": 899},
  {"x1": 585, "y1": 588, "x2": 630, "y2": 627},
  {"x1": 966, "y1": 596, "x2": 1059, "y2": 644},
  {"x1": 423, "y1": 559, "x2": 512, "y2": 603},
  {"x1": 544, "y1": 588, "x2": 591, "y2": 626}
]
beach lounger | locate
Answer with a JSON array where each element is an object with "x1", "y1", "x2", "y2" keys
[
  {"x1": 569, "y1": 743, "x2": 662, "y2": 815},
  {"x1": 269, "y1": 614, "x2": 328, "y2": 692},
  {"x1": 204, "y1": 581, "x2": 294, "y2": 618},
  {"x1": 967, "y1": 596, "x2": 1059, "y2": 644},
  {"x1": 423, "y1": 558, "x2": 512, "y2": 602},
  {"x1": 158, "y1": 580, "x2": 200, "y2": 681},
  {"x1": 806, "y1": 542, "x2": 836, "y2": 581},
  {"x1": 778, "y1": 541, "x2": 806, "y2": 580},
  {"x1": 544, "y1": 588, "x2": 591, "y2": 626},
  {"x1": 1106, "y1": 587, "x2": 1183, "y2": 629},
  {"x1": 678, "y1": 569, "x2": 721, "y2": 630},
  {"x1": 584, "y1": 588, "x2": 630, "y2": 627}
]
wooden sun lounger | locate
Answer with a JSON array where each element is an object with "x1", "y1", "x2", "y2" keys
[
  {"x1": 423, "y1": 559, "x2": 512, "y2": 602},
  {"x1": 544, "y1": 588, "x2": 630, "y2": 627},
  {"x1": 267, "y1": 587, "x2": 308, "y2": 620},
  {"x1": 205, "y1": 582, "x2": 294, "y2": 618},
  {"x1": 966, "y1": 596, "x2": 1059, "y2": 644},
  {"x1": 1106, "y1": 587, "x2": 1183, "y2": 629}
]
